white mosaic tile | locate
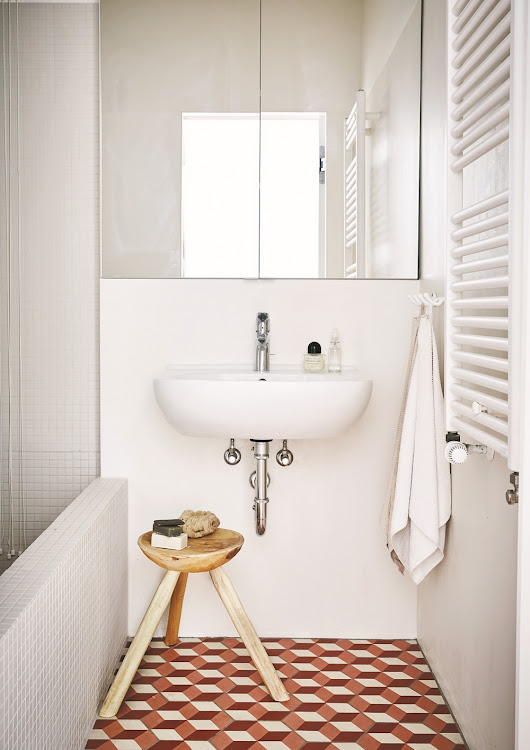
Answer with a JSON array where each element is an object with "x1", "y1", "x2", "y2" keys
[
  {"x1": 0, "y1": 479, "x2": 128, "y2": 750},
  {"x1": 0, "y1": 1, "x2": 100, "y2": 575}
]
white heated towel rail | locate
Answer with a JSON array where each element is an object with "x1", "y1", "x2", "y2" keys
[
  {"x1": 446, "y1": 0, "x2": 517, "y2": 466},
  {"x1": 344, "y1": 91, "x2": 366, "y2": 279}
]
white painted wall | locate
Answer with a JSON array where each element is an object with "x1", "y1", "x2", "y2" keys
[
  {"x1": 418, "y1": 457, "x2": 517, "y2": 750},
  {"x1": 417, "y1": 2, "x2": 518, "y2": 748},
  {"x1": 101, "y1": 278, "x2": 419, "y2": 638}
]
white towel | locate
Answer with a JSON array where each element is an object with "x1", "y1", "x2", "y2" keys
[{"x1": 384, "y1": 312, "x2": 451, "y2": 585}]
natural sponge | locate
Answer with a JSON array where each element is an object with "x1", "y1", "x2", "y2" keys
[{"x1": 180, "y1": 510, "x2": 220, "y2": 538}]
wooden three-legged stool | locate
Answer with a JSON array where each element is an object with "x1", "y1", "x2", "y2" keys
[{"x1": 99, "y1": 528, "x2": 288, "y2": 717}]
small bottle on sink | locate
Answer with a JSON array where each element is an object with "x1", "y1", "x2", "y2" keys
[
  {"x1": 328, "y1": 329, "x2": 342, "y2": 373},
  {"x1": 303, "y1": 342, "x2": 325, "y2": 372}
]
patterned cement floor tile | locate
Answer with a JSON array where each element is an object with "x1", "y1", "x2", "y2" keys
[{"x1": 87, "y1": 639, "x2": 466, "y2": 750}]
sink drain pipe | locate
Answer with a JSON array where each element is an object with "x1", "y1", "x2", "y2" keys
[
  {"x1": 252, "y1": 440, "x2": 270, "y2": 536},
  {"x1": 224, "y1": 438, "x2": 294, "y2": 536}
]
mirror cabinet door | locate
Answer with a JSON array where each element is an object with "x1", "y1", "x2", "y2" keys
[
  {"x1": 101, "y1": 0, "x2": 260, "y2": 278},
  {"x1": 260, "y1": 0, "x2": 422, "y2": 279},
  {"x1": 260, "y1": 0, "x2": 361, "y2": 279}
]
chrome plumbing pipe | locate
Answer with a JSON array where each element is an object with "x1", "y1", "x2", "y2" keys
[{"x1": 252, "y1": 440, "x2": 270, "y2": 535}]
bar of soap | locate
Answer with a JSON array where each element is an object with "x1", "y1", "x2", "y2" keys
[
  {"x1": 151, "y1": 531, "x2": 188, "y2": 550},
  {"x1": 153, "y1": 519, "x2": 184, "y2": 537}
]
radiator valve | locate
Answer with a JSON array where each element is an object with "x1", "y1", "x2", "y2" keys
[
  {"x1": 506, "y1": 472, "x2": 519, "y2": 505},
  {"x1": 445, "y1": 439, "x2": 487, "y2": 464}
]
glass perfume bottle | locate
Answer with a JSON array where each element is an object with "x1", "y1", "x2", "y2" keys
[{"x1": 328, "y1": 328, "x2": 342, "y2": 373}]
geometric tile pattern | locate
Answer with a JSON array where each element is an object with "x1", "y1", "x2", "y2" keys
[{"x1": 87, "y1": 638, "x2": 467, "y2": 750}]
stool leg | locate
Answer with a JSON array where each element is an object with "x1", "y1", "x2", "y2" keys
[
  {"x1": 165, "y1": 571, "x2": 188, "y2": 646},
  {"x1": 209, "y1": 567, "x2": 289, "y2": 702},
  {"x1": 100, "y1": 570, "x2": 180, "y2": 718}
]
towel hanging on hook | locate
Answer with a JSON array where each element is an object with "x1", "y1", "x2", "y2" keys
[{"x1": 382, "y1": 291, "x2": 450, "y2": 584}]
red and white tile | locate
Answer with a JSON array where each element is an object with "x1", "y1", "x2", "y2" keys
[{"x1": 86, "y1": 638, "x2": 466, "y2": 750}]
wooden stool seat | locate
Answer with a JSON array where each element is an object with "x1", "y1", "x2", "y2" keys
[
  {"x1": 138, "y1": 528, "x2": 243, "y2": 573},
  {"x1": 99, "y1": 528, "x2": 288, "y2": 718}
]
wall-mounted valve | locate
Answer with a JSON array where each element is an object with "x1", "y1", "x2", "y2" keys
[
  {"x1": 276, "y1": 440, "x2": 294, "y2": 466},
  {"x1": 506, "y1": 471, "x2": 519, "y2": 505},
  {"x1": 445, "y1": 441, "x2": 487, "y2": 464},
  {"x1": 445, "y1": 432, "x2": 486, "y2": 464},
  {"x1": 224, "y1": 438, "x2": 241, "y2": 465}
]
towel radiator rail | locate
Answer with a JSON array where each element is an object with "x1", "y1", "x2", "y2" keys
[
  {"x1": 344, "y1": 89, "x2": 380, "y2": 279},
  {"x1": 445, "y1": 0, "x2": 518, "y2": 466},
  {"x1": 344, "y1": 91, "x2": 366, "y2": 278},
  {"x1": 344, "y1": 91, "x2": 379, "y2": 279}
]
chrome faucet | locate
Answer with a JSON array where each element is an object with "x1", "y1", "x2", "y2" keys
[{"x1": 255, "y1": 312, "x2": 270, "y2": 372}]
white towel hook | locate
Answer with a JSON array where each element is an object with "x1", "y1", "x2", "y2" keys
[
  {"x1": 408, "y1": 292, "x2": 445, "y2": 307},
  {"x1": 408, "y1": 292, "x2": 445, "y2": 319}
]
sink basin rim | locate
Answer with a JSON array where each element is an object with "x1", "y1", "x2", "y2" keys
[
  {"x1": 161, "y1": 363, "x2": 368, "y2": 382},
  {"x1": 154, "y1": 364, "x2": 372, "y2": 439}
]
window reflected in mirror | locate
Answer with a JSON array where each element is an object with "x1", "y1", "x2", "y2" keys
[
  {"x1": 181, "y1": 114, "x2": 259, "y2": 278},
  {"x1": 260, "y1": 113, "x2": 325, "y2": 279}
]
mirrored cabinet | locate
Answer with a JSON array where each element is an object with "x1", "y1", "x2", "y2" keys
[{"x1": 101, "y1": 0, "x2": 421, "y2": 279}]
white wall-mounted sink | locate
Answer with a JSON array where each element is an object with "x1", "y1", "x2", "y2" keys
[{"x1": 154, "y1": 365, "x2": 372, "y2": 439}]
